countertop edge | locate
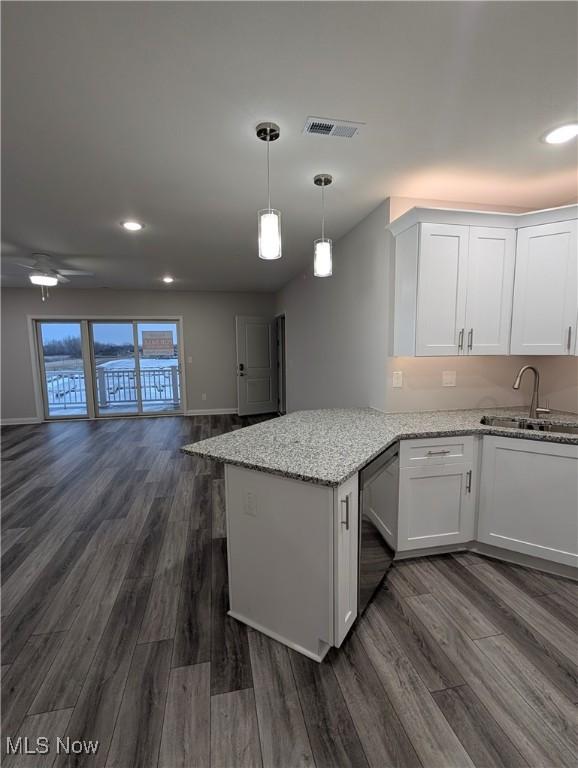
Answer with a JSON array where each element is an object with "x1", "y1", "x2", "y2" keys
[{"x1": 181, "y1": 423, "x2": 578, "y2": 487}]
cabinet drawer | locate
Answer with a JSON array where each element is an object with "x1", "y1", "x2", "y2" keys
[{"x1": 400, "y1": 436, "x2": 474, "y2": 468}]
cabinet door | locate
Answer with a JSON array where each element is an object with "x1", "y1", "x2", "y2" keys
[
  {"x1": 478, "y1": 437, "x2": 578, "y2": 567},
  {"x1": 415, "y1": 224, "x2": 469, "y2": 356},
  {"x1": 465, "y1": 227, "x2": 516, "y2": 355},
  {"x1": 398, "y1": 463, "x2": 475, "y2": 551},
  {"x1": 333, "y1": 474, "x2": 358, "y2": 646},
  {"x1": 511, "y1": 220, "x2": 578, "y2": 355}
]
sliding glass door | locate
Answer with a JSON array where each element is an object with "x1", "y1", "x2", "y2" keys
[
  {"x1": 37, "y1": 321, "x2": 90, "y2": 418},
  {"x1": 91, "y1": 322, "x2": 140, "y2": 416},
  {"x1": 36, "y1": 318, "x2": 183, "y2": 419},
  {"x1": 136, "y1": 322, "x2": 181, "y2": 414}
]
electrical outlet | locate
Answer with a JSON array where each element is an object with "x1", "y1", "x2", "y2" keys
[
  {"x1": 442, "y1": 370, "x2": 457, "y2": 387},
  {"x1": 244, "y1": 491, "x2": 257, "y2": 517},
  {"x1": 392, "y1": 371, "x2": 403, "y2": 388},
  {"x1": 202, "y1": 393, "x2": 207, "y2": 401}
]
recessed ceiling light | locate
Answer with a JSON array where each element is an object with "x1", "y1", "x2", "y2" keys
[
  {"x1": 543, "y1": 123, "x2": 578, "y2": 144},
  {"x1": 121, "y1": 220, "x2": 144, "y2": 231},
  {"x1": 162, "y1": 275, "x2": 174, "y2": 284}
]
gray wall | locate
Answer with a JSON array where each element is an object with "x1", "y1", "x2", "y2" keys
[
  {"x1": 276, "y1": 202, "x2": 389, "y2": 412},
  {"x1": 1, "y1": 288, "x2": 275, "y2": 421},
  {"x1": 276, "y1": 197, "x2": 578, "y2": 415}
]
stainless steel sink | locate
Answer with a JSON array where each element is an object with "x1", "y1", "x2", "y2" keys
[{"x1": 480, "y1": 415, "x2": 578, "y2": 435}]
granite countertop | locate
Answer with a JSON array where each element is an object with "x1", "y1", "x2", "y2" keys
[{"x1": 182, "y1": 407, "x2": 578, "y2": 487}]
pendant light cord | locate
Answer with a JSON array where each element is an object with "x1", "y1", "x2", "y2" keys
[
  {"x1": 267, "y1": 137, "x2": 271, "y2": 211},
  {"x1": 321, "y1": 183, "x2": 325, "y2": 240}
]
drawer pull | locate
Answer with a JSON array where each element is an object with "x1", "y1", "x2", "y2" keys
[
  {"x1": 426, "y1": 449, "x2": 451, "y2": 456},
  {"x1": 340, "y1": 495, "x2": 350, "y2": 531},
  {"x1": 466, "y1": 469, "x2": 472, "y2": 493}
]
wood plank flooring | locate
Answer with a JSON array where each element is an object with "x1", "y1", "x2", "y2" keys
[{"x1": 2, "y1": 415, "x2": 577, "y2": 768}]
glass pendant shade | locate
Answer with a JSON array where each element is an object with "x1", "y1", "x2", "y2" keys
[
  {"x1": 258, "y1": 208, "x2": 282, "y2": 260},
  {"x1": 314, "y1": 238, "x2": 332, "y2": 277},
  {"x1": 29, "y1": 273, "x2": 58, "y2": 287}
]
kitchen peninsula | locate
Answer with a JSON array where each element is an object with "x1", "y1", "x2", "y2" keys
[{"x1": 183, "y1": 407, "x2": 578, "y2": 660}]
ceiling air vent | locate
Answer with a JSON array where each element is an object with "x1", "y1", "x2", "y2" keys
[{"x1": 303, "y1": 116, "x2": 364, "y2": 138}]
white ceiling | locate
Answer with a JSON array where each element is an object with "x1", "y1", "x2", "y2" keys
[{"x1": 2, "y1": 1, "x2": 577, "y2": 292}]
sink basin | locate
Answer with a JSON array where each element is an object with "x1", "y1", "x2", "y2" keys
[
  {"x1": 480, "y1": 415, "x2": 578, "y2": 435},
  {"x1": 480, "y1": 415, "x2": 526, "y2": 429}
]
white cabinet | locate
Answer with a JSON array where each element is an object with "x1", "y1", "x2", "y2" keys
[
  {"x1": 224, "y1": 464, "x2": 359, "y2": 661},
  {"x1": 510, "y1": 220, "x2": 578, "y2": 355},
  {"x1": 478, "y1": 436, "x2": 578, "y2": 568},
  {"x1": 465, "y1": 227, "x2": 516, "y2": 355},
  {"x1": 333, "y1": 474, "x2": 358, "y2": 646},
  {"x1": 397, "y1": 223, "x2": 515, "y2": 357},
  {"x1": 415, "y1": 224, "x2": 469, "y2": 356},
  {"x1": 397, "y1": 437, "x2": 476, "y2": 551},
  {"x1": 391, "y1": 205, "x2": 577, "y2": 358}
]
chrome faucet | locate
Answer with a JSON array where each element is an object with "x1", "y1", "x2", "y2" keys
[{"x1": 512, "y1": 365, "x2": 549, "y2": 419}]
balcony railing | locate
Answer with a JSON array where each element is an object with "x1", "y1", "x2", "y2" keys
[{"x1": 45, "y1": 367, "x2": 180, "y2": 413}]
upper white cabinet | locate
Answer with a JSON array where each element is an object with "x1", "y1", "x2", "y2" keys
[
  {"x1": 397, "y1": 223, "x2": 515, "y2": 356},
  {"x1": 415, "y1": 224, "x2": 469, "y2": 356},
  {"x1": 466, "y1": 227, "x2": 516, "y2": 355},
  {"x1": 391, "y1": 205, "x2": 577, "y2": 357},
  {"x1": 510, "y1": 220, "x2": 578, "y2": 355}
]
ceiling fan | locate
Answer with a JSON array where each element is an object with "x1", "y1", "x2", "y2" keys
[{"x1": 15, "y1": 253, "x2": 94, "y2": 300}]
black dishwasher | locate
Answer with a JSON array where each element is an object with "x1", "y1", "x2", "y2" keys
[{"x1": 358, "y1": 444, "x2": 398, "y2": 614}]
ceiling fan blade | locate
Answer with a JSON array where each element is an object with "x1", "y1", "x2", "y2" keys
[
  {"x1": 58, "y1": 269, "x2": 94, "y2": 276},
  {"x1": 56, "y1": 274, "x2": 70, "y2": 283},
  {"x1": 15, "y1": 262, "x2": 36, "y2": 270}
]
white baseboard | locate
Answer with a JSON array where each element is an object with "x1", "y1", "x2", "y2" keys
[
  {"x1": 1, "y1": 417, "x2": 42, "y2": 426},
  {"x1": 185, "y1": 408, "x2": 238, "y2": 416}
]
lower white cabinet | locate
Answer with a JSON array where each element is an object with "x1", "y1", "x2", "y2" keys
[
  {"x1": 478, "y1": 436, "x2": 578, "y2": 567},
  {"x1": 333, "y1": 474, "x2": 359, "y2": 646},
  {"x1": 397, "y1": 437, "x2": 476, "y2": 552},
  {"x1": 224, "y1": 464, "x2": 358, "y2": 661}
]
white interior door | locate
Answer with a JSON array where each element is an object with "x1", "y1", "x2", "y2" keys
[{"x1": 236, "y1": 316, "x2": 278, "y2": 416}]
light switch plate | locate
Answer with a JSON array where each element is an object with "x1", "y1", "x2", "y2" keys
[
  {"x1": 392, "y1": 370, "x2": 403, "y2": 388},
  {"x1": 442, "y1": 370, "x2": 457, "y2": 387}
]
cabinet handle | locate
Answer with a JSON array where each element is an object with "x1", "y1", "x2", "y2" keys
[
  {"x1": 466, "y1": 469, "x2": 472, "y2": 494},
  {"x1": 427, "y1": 449, "x2": 451, "y2": 456},
  {"x1": 567, "y1": 326, "x2": 573, "y2": 353},
  {"x1": 341, "y1": 495, "x2": 350, "y2": 530},
  {"x1": 458, "y1": 328, "x2": 464, "y2": 351},
  {"x1": 468, "y1": 328, "x2": 473, "y2": 351}
]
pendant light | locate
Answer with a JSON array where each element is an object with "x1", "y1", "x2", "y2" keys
[
  {"x1": 313, "y1": 174, "x2": 333, "y2": 277},
  {"x1": 256, "y1": 122, "x2": 282, "y2": 260}
]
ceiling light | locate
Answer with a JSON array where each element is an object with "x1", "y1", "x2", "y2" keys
[
  {"x1": 29, "y1": 272, "x2": 58, "y2": 287},
  {"x1": 121, "y1": 220, "x2": 144, "y2": 231},
  {"x1": 256, "y1": 122, "x2": 282, "y2": 260},
  {"x1": 313, "y1": 174, "x2": 333, "y2": 278},
  {"x1": 162, "y1": 276, "x2": 174, "y2": 284},
  {"x1": 543, "y1": 123, "x2": 578, "y2": 144}
]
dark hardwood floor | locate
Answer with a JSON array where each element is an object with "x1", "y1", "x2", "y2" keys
[{"x1": 1, "y1": 415, "x2": 577, "y2": 768}]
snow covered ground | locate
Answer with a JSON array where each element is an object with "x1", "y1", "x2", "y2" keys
[{"x1": 45, "y1": 358, "x2": 180, "y2": 416}]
